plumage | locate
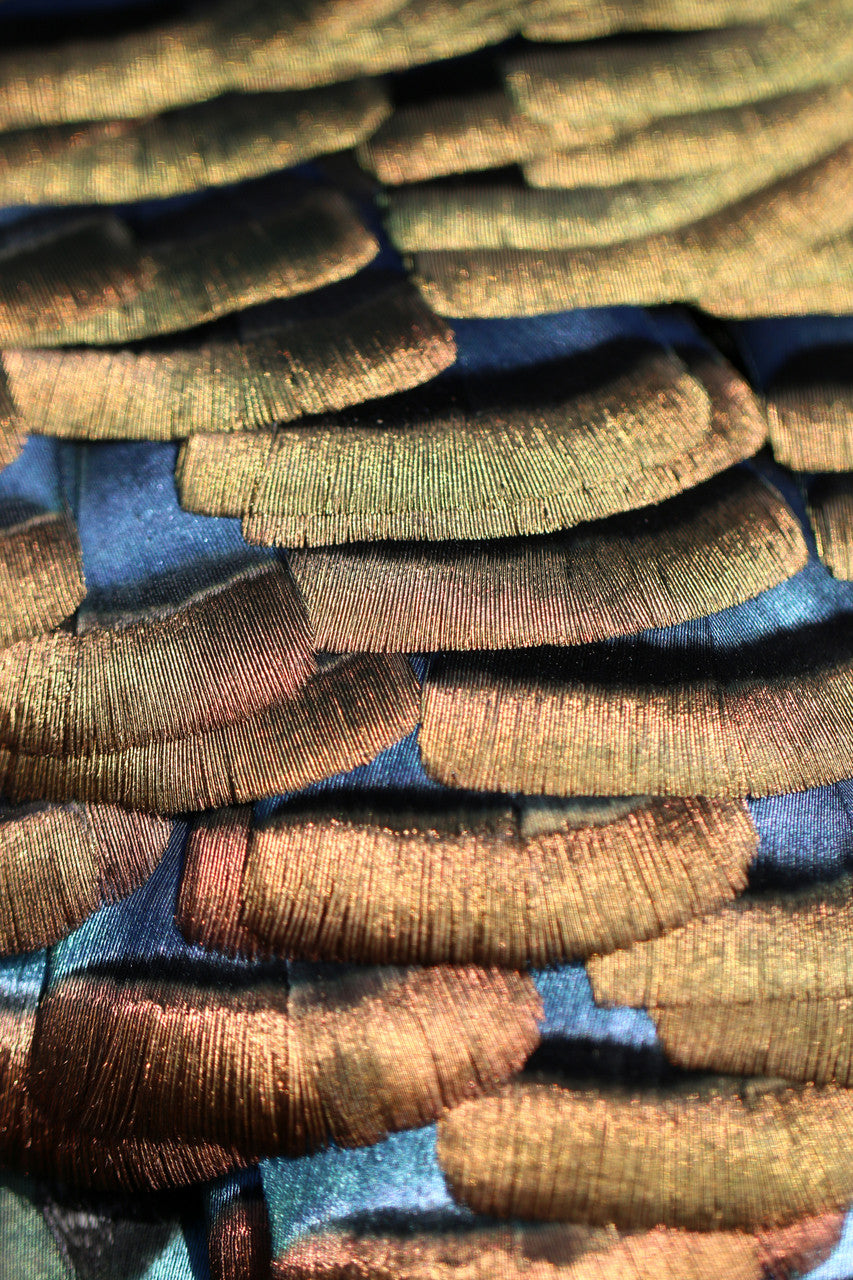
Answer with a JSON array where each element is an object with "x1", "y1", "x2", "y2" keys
[
  {"x1": 5, "y1": 278, "x2": 456, "y2": 439},
  {"x1": 0, "y1": 560, "x2": 314, "y2": 756},
  {"x1": 523, "y1": 82, "x2": 853, "y2": 189},
  {"x1": 273, "y1": 1215, "x2": 845, "y2": 1279},
  {"x1": 765, "y1": 344, "x2": 853, "y2": 470},
  {"x1": 522, "y1": 0, "x2": 810, "y2": 40},
  {"x1": 0, "y1": 80, "x2": 390, "y2": 205},
  {"x1": 0, "y1": 186, "x2": 378, "y2": 346},
  {"x1": 436, "y1": 1078, "x2": 853, "y2": 1229},
  {"x1": 234, "y1": 795, "x2": 757, "y2": 967},
  {"x1": 0, "y1": 652, "x2": 420, "y2": 812},
  {"x1": 588, "y1": 875, "x2": 853, "y2": 1086},
  {"x1": 0, "y1": 508, "x2": 84, "y2": 646},
  {"x1": 420, "y1": 624, "x2": 853, "y2": 798},
  {"x1": 505, "y1": 7, "x2": 853, "y2": 130},
  {"x1": 210, "y1": 1194, "x2": 273, "y2": 1280},
  {"x1": 809, "y1": 477, "x2": 853, "y2": 578},
  {"x1": 29, "y1": 965, "x2": 541, "y2": 1154},
  {"x1": 289, "y1": 469, "x2": 806, "y2": 651},
  {"x1": 176, "y1": 346, "x2": 766, "y2": 546},
  {"x1": 413, "y1": 140, "x2": 853, "y2": 315},
  {"x1": 0, "y1": 802, "x2": 169, "y2": 953}
]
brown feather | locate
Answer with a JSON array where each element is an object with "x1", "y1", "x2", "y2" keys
[
  {"x1": 236, "y1": 796, "x2": 756, "y2": 967},
  {"x1": 0, "y1": 509, "x2": 84, "y2": 646},
  {"x1": 766, "y1": 346, "x2": 853, "y2": 470},
  {"x1": 5, "y1": 279, "x2": 456, "y2": 439},
  {"x1": 29, "y1": 965, "x2": 541, "y2": 1153},
  {"x1": 505, "y1": 8, "x2": 853, "y2": 130},
  {"x1": 272, "y1": 1215, "x2": 844, "y2": 1280},
  {"x1": 289, "y1": 470, "x2": 804, "y2": 651},
  {"x1": 0, "y1": 80, "x2": 390, "y2": 205},
  {"x1": 420, "y1": 630, "x2": 853, "y2": 798},
  {"x1": 436, "y1": 1078, "x2": 853, "y2": 1229},
  {"x1": 0, "y1": 190, "x2": 378, "y2": 347},
  {"x1": 588, "y1": 875, "x2": 853, "y2": 1087},
  {"x1": 522, "y1": 0, "x2": 807, "y2": 40},
  {"x1": 0, "y1": 560, "x2": 314, "y2": 756},
  {"x1": 0, "y1": 1, "x2": 518, "y2": 131},
  {"x1": 809, "y1": 477, "x2": 853, "y2": 578},
  {"x1": 0, "y1": 653, "x2": 420, "y2": 811},
  {"x1": 177, "y1": 807, "x2": 261, "y2": 958},
  {"x1": 0, "y1": 802, "x2": 169, "y2": 953},
  {"x1": 210, "y1": 1196, "x2": 272, "y2": 1280},
  {"x1": 0, "y1": 1002, "x2": 246, "y2": 1191},
  {"x1": 413, "y1": 141, "x2": 853, "y2": 315},
  {"x1": 523, "y1": 82, "x2": 853, "y2": 189},
  {"x1": 177, "y1": 347, "x2": 764, "y2": 546}
]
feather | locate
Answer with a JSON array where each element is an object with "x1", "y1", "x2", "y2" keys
[
  {"x1": 436, "y1": 1077, "x2": 853, "y2": 1229},
  {"x1": 178, "y1": 807, "x2": 263, "y2": 959},
  {"x1": 0, "y1": 0, "x2": 518, "y2": 130},
  {"x1": 588, "y1": 875, "x2": 853, "y2": 1007},
  {"x1": 700, "y1": 231, "x2": 853, "y2": 317},
  {"x1": 765, "y1": 344, "x2": 853, "y2": 470},
  {"x1": 0, "y1": 186, "x2": 378, "y2": 346},
  {"x1": 0, "y1": 1001, "x2": 246, "y2": 1191},
  {"x1": 210, "y1": 1194, "x2": 273, "y2": 1280},
  {"x1": 413, "y1": 140, "x2": 853, "y2": 315},
  {"x1": 0, "y1": 559, "x2": 314, "y2": 757},
  {"x1": 385, "y1": 171, "x2": 808, "y2": 252},
  {"x1": 176, "y1": 345, "x2": 765, "y2": 547},
  {"x1": 0, "y1": 364, "x2": 23, "y2": 471},
  {"x1": 588, "y1": 875, "x2": 853, "y2": 1086},
  {"x1": 289, "y1": 469, "x2": 805, "y2": 652},
  {"x1": 0, "y1": 80, "x2": 390, "y2": 205},
  {"x1": 0, "y1": 652, "x2": 420, "y2": 811},
  {"x1": 272, "y1": 1215, "x2": 845, "y2": 1280},
  {"x1": 505, "y1": 8, "x2": 853, "y2": 130},
  {"x1": 419, "y1": 619, "x2": 853, "y2": 798},
  {"x1": 358, "y1": 90, "x2": 559, "y2": 185},
  {"x1": 29, "y1": 965, "x2": 541, "y2": 1153},
  {"x1": 0, "y1": 508, "x2": 84, "y2": 646},
  {"x1": 522, "y1": 0, "x2": 808, "y2": 40},
  {"x1": 523, "y1": 82, "x2": 853, "y2": 189},
  {"x1": 0, "y1": 802, "x2": 169, "y2": 953},
  {"x1": 809, "y1": 477, "x2": 853, "y2": 578},
  {"x1": 234, "y1": 795, "x2": 756, "y2": 967},
  {"x1": 5, "y1": 278, "x2": 456, "y2": 439}
]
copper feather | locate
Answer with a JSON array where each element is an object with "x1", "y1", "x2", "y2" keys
[
  {"x1": 176, "y1": 346, "x2": 765, "y2": 546},
  {"x1": 0, "y1": 188, "x2": 378, "y2": 346},
  {"x1": 289, "y1": 470, "x2": 806, "y2": 651},
  {"x1": 233, "y1": 796, "x2": 756, "y2": 967},
  {"x1": 0, "y1": 80, "x2": 390, "y2": 205},
  {"x1": 29, "y1": 965, "x2": 541, "y2": 1153},
  {"x1": 5, "y1": 278, "x2": 456, "y2": 439},
  {"x1": 766, "y1": 345, "x2": 853, "y2": 470},
  {"x1": 273, "y1": 1215, "x2": 845, "y2": 1279},
  {"x1": 0, "y1": 802, "x2": 169, "y2": 953},
  {"x1": 0, "y1": 507, "x2": 84, "y2": 646},
  {"x1": 436, "y1": 1077, "x2": 853, "y2": 1229},
  {"x1": 0, "y1": 652, "x2": 420, "y2": 811},
  {"x1": 809, "y1": 477, "x2": 853, "y2": 578}
]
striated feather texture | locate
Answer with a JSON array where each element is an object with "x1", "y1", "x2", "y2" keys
[
  {"x1": 436, "y1": 1078, "x2": 853, "y2": 1229},
  {"x1": 0, "y1": 508, "x2": 84, "y2": 646},
  {"x1": 0, "y1": 188, "x2": 378, "y2": 346},
  {"x1": 289, "y1": 470, "x2": 805, "y2": 651},
  {"x1": 5, "y1": 279, "x2": 456, "y2": 440},
  {"x1": 29, "y1": 965, "x2": 541, "y2": 1154},
  {"x1": 0, "y1": 802, "x2": 169, "y2": 953},
  {"x1": 177, "y1": 346, "x2": 765, "y2": 546},
  {"x1": 234, "y1": 795, "x2": 756, "y2": 967},
  {"x1": 0, "y1": 652, "x2": 420, "y2": 811},
  {"x1": 809, "y1": 477, "x2": 853, "y2": 578}
]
